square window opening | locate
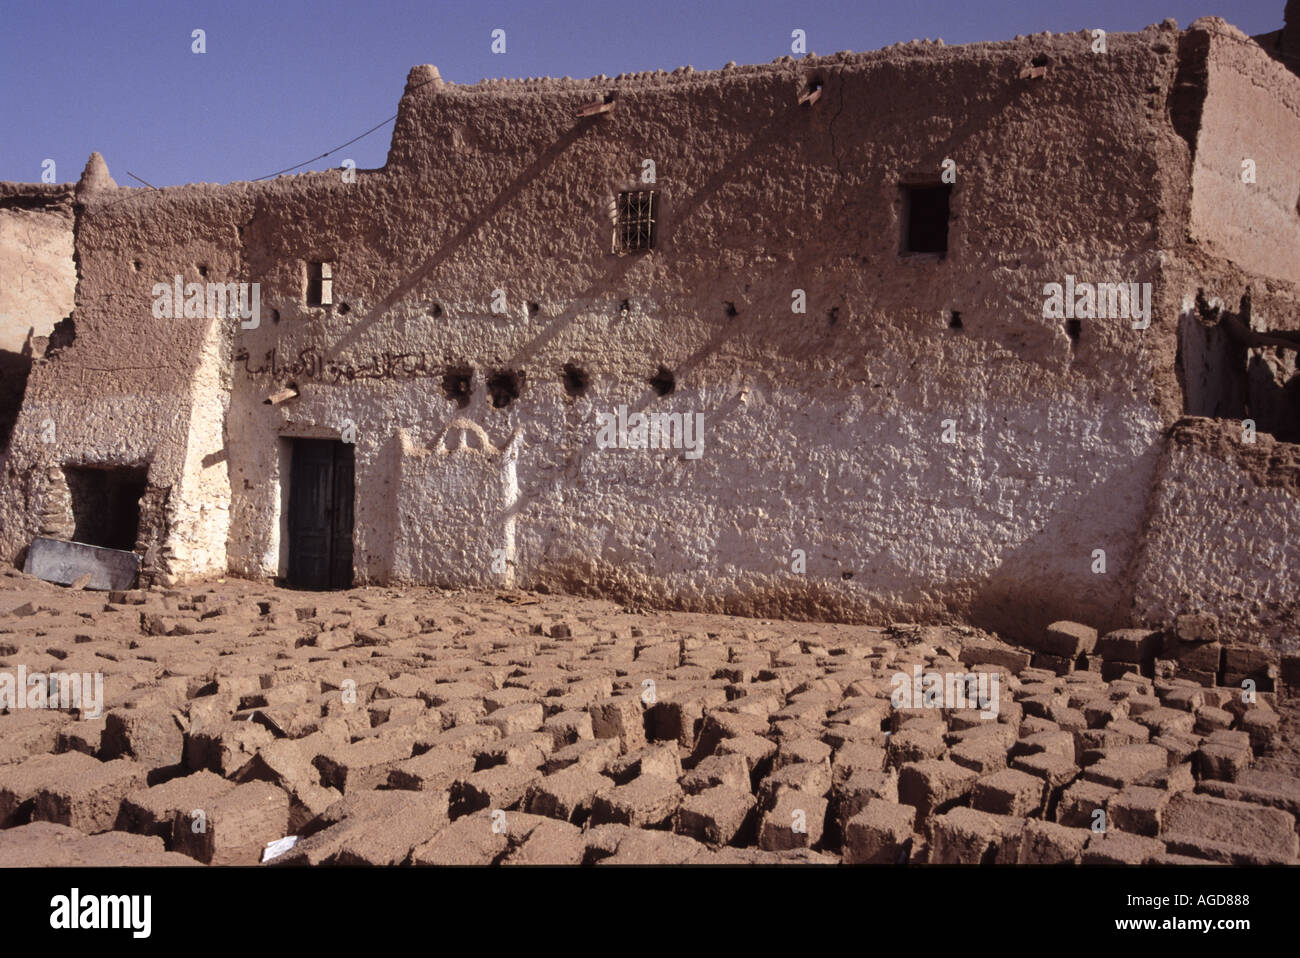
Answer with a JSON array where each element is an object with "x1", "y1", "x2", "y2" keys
[{"x1": 902, "y1": 184, "x2": 951, "y2": 255}]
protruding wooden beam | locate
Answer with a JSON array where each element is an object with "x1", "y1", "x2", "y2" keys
[
  {"x1": 1018, "y1": 64, "x2": 1048, "y2": 80},
  {"x1": 576, "y1": 98, "x2": 616, "y2": 118},
  {"x1": 264, "y1": 386, "x2": 299, "y2": 405},
  {"x1": 798, "y1": 86, "x2": 823, "y2": 106}
]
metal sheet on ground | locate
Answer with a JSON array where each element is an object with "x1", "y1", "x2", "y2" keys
[{"x1": 23, "y1": 537, "x2": 140, "y2": 591}]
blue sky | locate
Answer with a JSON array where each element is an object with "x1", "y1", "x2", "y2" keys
[{"x1": 0, "y1": 0, "x2": 1282, "y2": 186}]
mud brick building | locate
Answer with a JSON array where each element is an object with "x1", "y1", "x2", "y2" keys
[{"x1": 1, "y1": 15, "x2": 1297, "y2": 649}]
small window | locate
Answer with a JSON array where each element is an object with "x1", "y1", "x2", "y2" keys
[
  {"x1": 615, "y1": 191, "x2": 658, "y2": 252},
  {"x1": 901, "y1": 185, "x2": 951, "y2": 255},
  {"x1": 307, "y1": 262, "x2": 333, "y2": 306}
]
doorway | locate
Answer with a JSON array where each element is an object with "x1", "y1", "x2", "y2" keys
[{"x1": 287, "y1": 438, "x2": 354, "y2": 589}]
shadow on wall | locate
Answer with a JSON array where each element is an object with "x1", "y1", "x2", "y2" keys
[
  {"x1": 965, "y1": 445, "x2": 1163, "y2": 644},
  {"x1": 1179, "y1": 289, "x2": 1300, "y2": 442}
]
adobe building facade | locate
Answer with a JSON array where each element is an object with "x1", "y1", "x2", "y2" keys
[{"x1": 0, "y1": 15, "x2": 1297, "y2": 649}]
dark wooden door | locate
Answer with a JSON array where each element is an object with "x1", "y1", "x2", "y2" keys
[{"x1": 287, "y1": 439, "x2": 354, "y2": 590}]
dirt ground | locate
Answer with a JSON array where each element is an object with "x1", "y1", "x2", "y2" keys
[{"x1": 0, "y1": 568, "x2": 1296, "y2": 865}]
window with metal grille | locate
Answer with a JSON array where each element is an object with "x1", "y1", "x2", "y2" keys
[{"x1": 615, "y1": 190, "x2": 657, "y2": 252}]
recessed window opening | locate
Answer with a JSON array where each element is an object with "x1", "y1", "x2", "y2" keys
[
  {"x1": 306, "y1": 262, "x2": 333, "y2": 307},
  {"x1": 616, "y1": 190, "x2": 658, "y2": 252},
  {"x1": 901, "y1": 184, "x2": 951, "y2": 255}
]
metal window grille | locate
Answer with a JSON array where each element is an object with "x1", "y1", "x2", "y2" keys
[{"x1": 616, "y1": 191, "x2": 657, "y2": 252}]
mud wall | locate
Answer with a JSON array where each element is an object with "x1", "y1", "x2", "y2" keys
[
  {"x1": 223, "y1": 24, "x2": 1189, "y2": 643},
  {"x1": 1131, "y1": 418, "x2": 1300, "y2": 651}
]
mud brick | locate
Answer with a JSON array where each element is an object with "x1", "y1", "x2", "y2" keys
[
  {"x1": 650, "y1": 686, "x2": 728, "y2": 748},
  {"x1": 690, "y1": 709, "x2": 769, "y2": 759},
  {"x1": 1223, "y1": 670, "x2": 1277, "y2": 694},
  {"x1": 1019, "y1": 716, "x2": 1059, "y2": 738},
  {"x1": 449, "y1": 765, "x2": 541, "y2": 817},
  {"x1": 1030, "y1": 653, "x2": 1074, "y2": 677},
  {"x1": 1130, "y1": 762, "x2": 1190, "y2": 791},
  {"x1": 1197, "y1": 742, "x2": 1251, "y2": 782},
  {"x1": 1238, "y1": 708, "x2": 1281, "y2": 751},
  {"x1": 592, "y1": 826, "x2": 712, "y2": 865},
  {"x1": 503, "y1": 818, "x2": 587, "y2": 865},
  {"x1": 0, "y1": 753, "x2": 76, "y2": 826},
  {"x1": 1102, "y1": 660, "x2": 1150, "y2": 681},
  {"x1": 1083, "y1": 745, "x2": 1169, "y2": 788},
  {"x1": 1012, "y1": 729, "x2": 1075, "y2": 762},
  {"x1": 1057, "y1": 779, "x2": 1117, "y2": 828},
  {"x1": 673, "y1": 785, "x2": 756, "y2": 846},
  {"x1": 327, "y1": 792, "x2": 451, "y2": 866},
  {"x1": 1016, "y1": 819, "x2": 1089, "y2": 864},
  {"x1": 1132, "y1": 706, "x2": 1196, "y2": 737},
  {"x1": 541, "y1": 709, "x2": 594, "y2": 748},
  {"x1": 287, "y1": 783, "x2": 340, "y2": 834},
  {"x1": 830, "y1": 742, "x2": 887, "y2": 784},
  {"x1": 681, "y1": 752, "x2": 751, "y2": 795},
  {"x1": 34, "y1": 756, "x2": 147, "y2": 833},
  {"x1": 1081, "y1": 699, "x2": 1128, "y2": 728},
  {"x1": 588, "y1": 695, "x2": 646, "y2": 754},
  {"x1": 715, "y1": 733, "x2": 778, "y2": 775},
  {"x1": 119, "y1": 770, "x2": 233, "y2": 839},
  {"x1": 1223, "y1": 646, "x2": 1273, "y2": 676},
  {"x1": 410, "y1": 812, "x2": 509, "y2": 866},
  {"x1": 477, "y1": 731, "x2": 553, "y2": 769},
  {"x1": 481, "y1": 701, "x2": 544, "y2": 738},
  {"x1": 959, "y1": 641, "x2": 1031, "y2": 673},
  {"x1": 897, "y1": 759, "x2": 976, "y2": 819},
  {"x1": 1197, "y1": 773, "x2": 1300, "y2": 821},
  {"x1": 1009, "y1": 750, "x2": 1077, "y2": 788},
  {"x1": 1082, "y1": 830, "x2": 1165, "y2": 865},
  {"x1": 606, "y1": 742, "x2": 682, "y2": 785},
  {"x1": 544, "y1": 737, "x2": 620, "y2": 774},
  {"x1": 888, "y1": 727, "x2": 946, "y2": 765},
  {"x1": 481, "y1": 687, "x2": 538, "y2": 713},
  {"x1": 54, "y1": 718, "x2": 106, "y2": 756},
  {"x1": 843, "y1": 799, "x2": 915, "y2": 864},
  {"x1": 169, "y1": 780, "x2": 289, "y2": 864},
  {"x1": 1162, "y1": 793, "x2": 1298, "y2": 864},
  {"x1": 1160, "y1": 685, "x2": 1206, "y2": 712},
  {"x1": 101, "y1": 706, "x2": 184, "y2": 771},
  {"x1": 1165, "y1": 641, "x2": 1222, "y2": 674},
  {"x1": 424, "y1": 722, "x2": 501, "y2": 755},
  {"x1": 388, "y1": 748, "x2": 476, "y2": 792},
  {"x1": 773, "y1": 736, "x2": 833, "y2": 772},
  {"x1": 230, "y1": 738, "x2": 317, "y2": 792},
  {"x1": 0, "y1": 822, "x2": 82, "y2": 867},
  {"x1": 757, "y1": 761, "x2": 832, "y2": 809},
  {"x1": 757, "y1": 791, "x2": 827, "y2": 852},
  {"x1": 184, "y1": 720, "x2": 275, "y2": 775},
  {"x1": 972, "y1": 769, "x2": 1045, "y2": 817},
  {"x1": 1098, "y1": 629, "x2": 1161, "y2": 663},
  {"x1": 834, "y1": 769, "x2": 899, "y2": 827},
  {"x1": 1173, "y1": 668, "x2": 1215, "y2": 687},
  {"x1": 1037, "y1": 622, "x2": 1097, "y2": 659},
  {"x1": 951, "y1": 733, "x2": 1008, "y2": 779},
  {"x1": 927, "y1": 807, "x2": 1023, "y2": 865},
  {"x1": 590, "y1": 775, "x2": 683, "y2": 827},
  {"x1": 1174, "y1": 613, "x2": 1219, "y2": 643},
  {"x1": 1193, "y1": 705, "x2": 1234, "y2": 734},
  {"x1": 367, "y1": 697, "x2": 427, "y2": 728},
  {"x1": 524, "y1": 766, "x2": 613, "y2": 824},
  {"x1": 1106, "y1": 717, "x2": 1152, "y2": 744},
  {"x1": 1109, "y1": 786, "x2": 1170, "y2": 837},
  {"x1": 314, "y1": 736, "x2": 412, "y2": 792}
]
